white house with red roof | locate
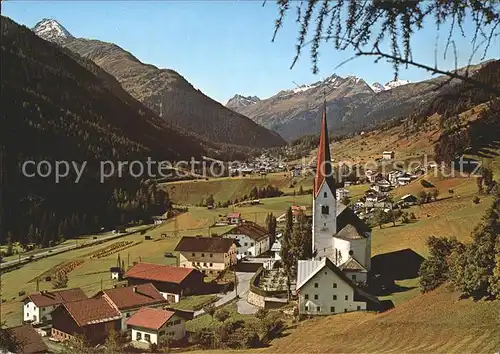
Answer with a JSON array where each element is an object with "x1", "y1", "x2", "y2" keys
[
  {"x1": 126, "y1": 307, "x2": 186, "y2": 346},
  {"x1": 22, "y1": 288, "x2": 87, "y2": 325},
  {"x1": 226, "y1": 212, "x2": 242, "y2": 225},
  {"x1": 95, "y1": 283, "x2": 167, "y2": 331}
]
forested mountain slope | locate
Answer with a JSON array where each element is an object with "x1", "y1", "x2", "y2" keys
[{"x1": 0, "y1": 16, "x2": 203, "y2": 245}]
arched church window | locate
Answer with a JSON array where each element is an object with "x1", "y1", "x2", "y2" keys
[
  {"x1": 349, "y1": 250, "x2": 354, "y2": 256},
  {"x1": 323, "y1": 192, "x2": 327, "y2": 198},
  {"x1": 321, "y1": 205, "x2": 329, "y2": 214}
]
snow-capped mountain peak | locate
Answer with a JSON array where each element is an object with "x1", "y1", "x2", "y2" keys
[
  {"x1": 226, "y1": 94, "x2": 260, "y2": 109},
  {"x1": 32, "y1": 18, "x2": 74, "y2": 44},
  {"x1": 384, "y1": 79, "x2": 411, "y2": 89},
  {"x1": 370, "y1": 82, "x2": 386, "y2": 93},
  {"x1": 370, "y1": 79, "x2": 411, "y2": 93}
]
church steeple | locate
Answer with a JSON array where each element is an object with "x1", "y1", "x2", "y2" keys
[{"x1": 314, "y1": 101, "x2": 335, "y2": 198}]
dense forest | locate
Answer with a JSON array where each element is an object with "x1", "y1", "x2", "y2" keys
[{"x1": 0, "y1": 17, "x2": 206, "y2": 247}]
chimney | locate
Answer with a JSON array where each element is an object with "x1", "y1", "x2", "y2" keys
[{"x1": 133, "y1": 286, "x2": 137, "y2": 293}]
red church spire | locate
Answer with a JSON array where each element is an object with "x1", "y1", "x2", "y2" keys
[{"x1": 314, "y1": 101, "x2": 334, "y2": 197}]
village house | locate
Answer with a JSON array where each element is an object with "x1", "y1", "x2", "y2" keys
[
  {"x1": 110, "y1": 266, "x2": 124, "y2": 280},
  {"x1": 336, "y1": 188, "x2": 349, "y2": 201},
  {"x1": 222, "y1": 221, "x2": 270, "y2": 258},
  {"x1": 152, "y1": 216, "x2": 168, "y2": 225},
  {"x1": 175, "y1": 236, "x2": 237, "y2": 275},
  {"x1": 382, "y1": 151, "x2": 395, "y2": 160},
  {"x1": 226, "y1": 212, "x2": 242, "y2": 225},
  {"x1": 23, "y1": 288, "x2": 87, "y2": 325},
  {"x1": 296, "y1": 258, "x2": 378, "y2": 316},
  {"x1": 291, "y1": 205, "x2": 307, "y2": 223},
  {"x1": 126, "y1": 307, "x2": 186, "y2": 347},
  {"x1": 399, "y1": 194, "x2": 418, "y2": 207},
  {"x1": 365, "y1": 170, "x2": 381, "y2": 183},
  {"x1": 7, "y1": 324, "x2": 49, "y2": 354},
  {"x1": 95, "y1": 283, "x2": 167, "y2": 332},
  {"x1": 388, "y1": 170, "x2": 404, "y2": 186},
  {"x1": 124, "y1": 263, "x2": 205, "y2": 303},
  {"x1": 270, "y1": 239, "x2": 282, "y2": 260},
  {"x1": 372, "y1": 180, "x2": 392, "y2": 193},
  {"x1": 51, "y1": 297, "x2": 122, "y2": 345},
  {"x1": 397, "y1": 174, "x2": 412, "y2": 186}
]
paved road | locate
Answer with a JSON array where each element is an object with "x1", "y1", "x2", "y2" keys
[
  {"x1": 194, "y1": 271, "x2": 257, "y2": 317},
  {"x1": 0, "y1": 226, "x2": 151, "y2": 269}
]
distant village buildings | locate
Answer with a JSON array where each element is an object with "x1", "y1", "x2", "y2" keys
[{"x1": 382, "y1": 151, "x2": 395, "y2": 160}]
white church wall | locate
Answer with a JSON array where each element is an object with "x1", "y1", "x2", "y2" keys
[
  {"x1": 332, "y1": 238, "x2": 370, "y2": 270},
  {"x1": 313, "y1": 182, "x2": 337, "y2": 260}
]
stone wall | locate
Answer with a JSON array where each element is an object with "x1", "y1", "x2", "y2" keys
[{"x1": 247, "y1": 289, "x2": 265, "y2": 308}]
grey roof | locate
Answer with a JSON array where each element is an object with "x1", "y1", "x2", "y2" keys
[
  {"x1": 335, "y1": 224, "x2": 364, "y2": 241},
  {"x1": 339, "y1": 257, "x2": 368, "y2": 272},
  {"x1": 297, "y1": 260, "x2": 324, "y2": 290},
  {"x1": 336, "y1": 202, "x2": 371, "y2": 236}
]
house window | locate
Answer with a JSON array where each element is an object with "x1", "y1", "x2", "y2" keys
[
  {"x1": 192, "y1": 253, "x2": 195, "y2": 256},
  {"x1": 304, "y1": 294, "x2": 309, "y2": 300},
  {"x1": 316, "y1": 306, "x2": 320, "y2": 312},
  {"x1": 210, "y1": 254, "x2": 213, "y2": 257},
  {"x1": 144, "y1": 334, "x2": 151, "y2": 342},
  {"x1": 203, "y1": 263, "x2": 207, "y2": 266},
  {"x1": 352, "y1": 274, "x2": 357, "y2": 281},
  {"x1": 159, "y1": 330, "x2": 165, "y2": 336},
  {"x1": 314, "y1": 282, "x2": 318, "y2": 288},
  {"x1": 333, "y1": 283, "x2": 337, "y2": 288},
  {"x1": 305, "y1": 306, "x2": 308, "y2": 311},
  {"x1": 344, "y1": 309, "x2": 348, "y2": 313},
  {"x1": 210, "y1": 263, "x2": 213, "y2": 267},
  {"x1": 244, "y1": 242, "x2": 248, "y2": 246},
  {"x1": 330, "y1": 306, "x2": 335, "y2": 313},
  {"x1": 202, "y1": 253, "x2": 205, "y2": 257},
  {"x1": 321, "y1": 205, "x2": 329, "y2": 214},
  {"x1": 324, "y1": 192, "x2": 327, "y2": 198},
  {"x1": 357, "y1": 306, "x2": 361, "y2": 310},
  {"x1": 136, "y1": 332, "x2": 142, "y2": 340},
  {"x1": 333, "y1": 295, "x2": 337, "y2": 300},
  {"x1": 345, "y1": 295, "x2": 348, "y2": 300},
  {"x1": 126, "y1": 313, "x2": 130, "y2": 317},
  {"x1": 250, "y1": 242, "x2": 254, "y2": 246}
]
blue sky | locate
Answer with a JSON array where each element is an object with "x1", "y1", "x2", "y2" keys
[{"x1": 4, "y1": 1, "x2": 499, "y2": 103}]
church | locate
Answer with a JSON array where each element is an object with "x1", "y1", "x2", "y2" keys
[{"x1": 296, "y1": 104, "x2": 378, "y2": 316}]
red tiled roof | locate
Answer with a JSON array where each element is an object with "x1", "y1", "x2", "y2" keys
[
  {"x1": 125, "y1": 307, "x2": 175, "y2": 330},
  {"x1": 227, "y1": 212, "x2": 241, "y2": 218},
  {"x1": 124, "y1": 263, "x2": 195, "y2": 284},
  {"x1": 175, "y1": 236, "x2": 235, "y2": 253},
  {"x1": 27, "y1": 288, "x2": 87, "y2": 307},
  {"x1": 101, "y1": 283, "x2": 166, "y2": 310},
  {"x1": 314, "y1": 102, "x2": 336, "y2": 197},
  {"x1": 9, "y1": 324, "x2": 49, "y2": 353},
  {"x1": 63, "y1": 297, "x2": 121, "y2": 327},
  {"x1": 224, "y1": 221, "x2": 269, "y2": 241}
]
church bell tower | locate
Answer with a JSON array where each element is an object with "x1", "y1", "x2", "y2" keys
[{"x1": 312, "y1": 102, "x2": 337, "y2": 260}]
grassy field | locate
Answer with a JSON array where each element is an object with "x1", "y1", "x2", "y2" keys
[
  {"x1": 0, "y1": 193, "x2": 313, "y2": 327},
  {"x1": 239, "y1": 286, "x2": 500, "y2": 353}
]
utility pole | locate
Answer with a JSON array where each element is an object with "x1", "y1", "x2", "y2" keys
[
  {"x1": 127, "y1": 252, "x2": 130, "y2": 268},
  {"x1": 36, "y1": 277, "x2": 39, "y2": 292},
  {"x1": 234, "y1": 271, "x2": 238, "y2": 298},
  {"x1": 100, "y1": 278, "x2": 103, "y2": 291}
]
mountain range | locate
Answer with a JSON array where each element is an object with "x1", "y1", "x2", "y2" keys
[
  {"x1": 226, "y1": 67, "x2": 488, "y2": 141},
  {"x1": 32, "y1": 18, "x2": 285, "y2": 149}
]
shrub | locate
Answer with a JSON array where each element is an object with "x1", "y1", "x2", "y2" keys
[{"x1": 473, "y1": 196, "x2": 480, "y2": 204}]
